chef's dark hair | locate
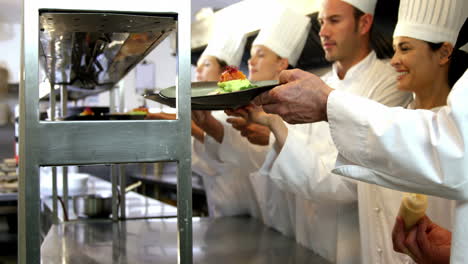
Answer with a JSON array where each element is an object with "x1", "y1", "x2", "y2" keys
[
  {"x1": 216, "y1": 58, "x2": 228, "y2": 72},
  {"x1": 352, "y1": 7, "x2": 373, "y2": 34},
  {"x1": 427, "y1": 42, "x2": 468, "y2": 88}
]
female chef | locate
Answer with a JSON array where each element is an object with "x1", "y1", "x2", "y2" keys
[{"x1": 192, "y1": 5, "x2": 311, "y2": 231}]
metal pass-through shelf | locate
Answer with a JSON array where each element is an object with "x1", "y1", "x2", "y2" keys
[
  {"x1": 39, "y1": 11, "x2": 176, "y2": 100},
  {"x1": 19, "y1": 1, "x2": 192, "y2": 263}
]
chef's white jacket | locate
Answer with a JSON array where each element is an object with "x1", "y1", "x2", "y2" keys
[
  {"x1": 192, "y1": 111, "x2": 264, "y2": 218},
  {"x1": 329, "y1": 70, "x2": 468, "y2": 263},
  {"x1": 262, "y1": 51, "x2": 414, "y2": 263}
]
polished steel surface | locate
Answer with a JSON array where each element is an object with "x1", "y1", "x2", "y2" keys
[
  {"x1": 39, "y1": 12, "x2": 175, "y2": 100},
  {"x1": 41, "y1": 217, "x2": 330, "y2": 264},
  {"x1": 19, "y1": 0, "x2": 42, "y2": 262},
  {"x1": 42, "y1": 175, "x2": 178, "y2": 221},
  {"x1": 111, "y1": 165, "x2": 118, "y2": 221},
  {"x1": 60, "y1": 87, "x2": 70, "y2": 215},
  {"x1": 175, "y1": 2, "x2": 193, "y2": 263},
  {"x1": 36, "y1": 120, "x2": 181, "y2": 166},
  {"x1": 119, "y1": 165, "x2": 126, "y2": 219},
  {"x1": 20, "y1": 0, "x2": 192, "y2": 263}
]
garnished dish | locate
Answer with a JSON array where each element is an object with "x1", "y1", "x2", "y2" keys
[
  {"x1": 127, "y1": 106, "x2": 149, "y2": 115},
  {"x1": 79, "y1": 107, "x2": 95, "y2": 116},
  {"x1": 212, "y1": 66, "x2": 257, "y2": 94}
]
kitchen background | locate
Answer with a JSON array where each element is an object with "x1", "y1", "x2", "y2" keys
[{"x1": 0, "y1": 1, "x2": 242, "y2": 263}]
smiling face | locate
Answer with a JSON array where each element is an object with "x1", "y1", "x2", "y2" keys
[
  {"x1": 195, "y1": 55, "x2": 224, "y2": 82},
  {"x1": 248, "y1": 45, "x2": 288, "y2": 82},
  {"x1": 318, "y1": 0, "x2": 363, "y2": 63},
  {"x1": 391, "y1": 37, "x2": 443, "y2": 92}
]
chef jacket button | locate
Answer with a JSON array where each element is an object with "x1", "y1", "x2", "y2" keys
[
  {"x1": 377, "y1": 247, "x2": 383, "y2": 254},
  {"x1": 374, "y1": 207, "x2": 381, "y2": 213}
]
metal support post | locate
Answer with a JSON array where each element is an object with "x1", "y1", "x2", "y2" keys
[
  {"x1": 119, "y1": 165, "x2": 126, "y2": 219},
  {"x1": 176, "y1": 2, "x2": 193, "y2": 263},
  {"x1": 60, "y1": 85, "x2": 68, "y2": 216},
  {"x1": 111, "y1": 165, "x2": 118, "y2": 221}
]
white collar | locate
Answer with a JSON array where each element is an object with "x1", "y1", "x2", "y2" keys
[
  {"x1": 331, "y1": 51, "x2": 377, "y2": 81},
  {"x1": 407, "y1": 100, "x2": 444, "y2": 112}
]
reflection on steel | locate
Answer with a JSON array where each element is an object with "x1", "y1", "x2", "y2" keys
[
  {"x1": 39, "y1": 12, "x2": 176, "y2": 99},
  {"x1": 20, "y1": 1, "x2": 191, "y2": 263},
  {"x1": 41, "y1": 217, "x2": 331, "y2": 264}
]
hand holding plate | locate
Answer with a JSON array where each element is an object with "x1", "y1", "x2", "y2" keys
[{"x1": 253, "y1": 69, "x2": 334, "y2": 124}]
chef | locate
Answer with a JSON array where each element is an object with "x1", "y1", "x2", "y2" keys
[
  {"x1": 149, "y1": 24, "x2": 256, "y2": 217},
  {"x1": 252, "y1": 0, "x2": 468, "y2": 263},
  {"x1": 243, "y1": 5, "x2": 311, "y2": 238},
  {"x1": 193, "y1": 4, "x2": 311, "y2": 238},
  {"x1": 189, "y1": 26, "x2": 266, "y2": 218},
  {"x1": 227, "y1": 0, "x2": 417, "y2": 262},
  {"x1": 236, "y1": 0, "x2": 420, "y2": 262}
]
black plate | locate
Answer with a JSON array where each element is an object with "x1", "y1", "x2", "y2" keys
[
  {"x1": 144, "y1": 80, "x2": 278, "y2": 110},
  {"x1": 144, "y1": 93, "x2": 220, "y2": 110},
  {"x1": 63, "y1": 114, "x2": 146, "y2": 121}
]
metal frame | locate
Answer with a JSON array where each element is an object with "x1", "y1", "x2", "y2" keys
[{"x1": 19, "y1": 0, "x2": 192, "y2": 263}]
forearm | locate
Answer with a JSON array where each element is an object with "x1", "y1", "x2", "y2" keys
[
  {"x1": 328, "y1": 89, "x2": 468, "y2": 200},
  {"x1": 199, "y1": 117, "x2": 224, "y2": 143},
  {"x1": 267, "y1": 116, "x2": 288, "y2": 153},
  {"x1": 191, "y1": 122, "x2": 205, "y2": 143}
]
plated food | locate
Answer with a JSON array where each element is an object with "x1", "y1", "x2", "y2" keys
[
  {"x1": 127, "y1": 106, "x2": 149, "y2": 115},
  {"x1": 144, "y1": 71, "x2": 278, "y2": 110},
  {"x1": 79, "y1": 107, "x2": 95, "y2": 116},
  {"x1": 213, "y1": 66, "x2": 256, "y2": 94}
]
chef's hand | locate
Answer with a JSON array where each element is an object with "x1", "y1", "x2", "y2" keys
[
  {"x1": 191, "y1": 110, "x2": 213, "y2": 128},
  {"x1": 225, "y1": 117, "x2": 270, "y2": 146},
  {"x1": 225, "y1": 106, "x2": 271, "y2": 146},
  {"x1": 226, "y1": 105, "x2": 274, "y2": 127},
  {"x1": 392, "y1": 216, "x2": 451, "y2": 264},
  {"x1": 191, "y1": 110, "x2": 224, "y2": 143},
  {"x1": 253, "y1": 69, "x2": 334, "y2": 124}
]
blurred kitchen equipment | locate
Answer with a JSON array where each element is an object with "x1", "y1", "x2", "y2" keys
[
  {"x1": 41, "y1": 171, "x2": 89, "y2": 196},
  {"x1": 72, "y1": 181, "x2": 141, "y2": 218},
  {"x1": 0, "y1": 66, "x2": 8, "y2": 95},
  {"x1": 0, "y1": 103, "x2": 9, "y2": 126},
  {"x1": 0, "y1": 68, "x2": 9, "y2": 125}
]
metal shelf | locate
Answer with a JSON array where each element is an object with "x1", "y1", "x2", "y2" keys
[
  {"x1": 19, "y1": 1, "x2": 192, "y2": 263},
  {"x1": 39, "y1": 11, "x2": 176, "y2": 100}
]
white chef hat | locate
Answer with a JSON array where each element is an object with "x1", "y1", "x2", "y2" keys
[
  {"x1": 200, "y1": 26, "x2": 247, "y2": 67},
  {"x1": 394, "y1": 0, "x2": 467, "y2": 45},
  {"x1": 461, "y1": 43, "x2": 468, "y2": 53},
  {"x1": 252, "y1": 5, "x2": 311, "y2": 67},
  {"x1": 341, "y1": 0, "x2": 377, "y2": 15}
]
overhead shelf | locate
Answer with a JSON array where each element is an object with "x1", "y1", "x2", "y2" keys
[{"x1": 39, "y1": 11, "x2": 176, "y2": 100}]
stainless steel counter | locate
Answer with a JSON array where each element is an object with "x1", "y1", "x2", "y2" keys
[
  {"x1": 41, "y1": 216, "x2": 330, "y2": 264},
  {"x1": 42, "y1": 175, "x2": 178, "y2": 221}
]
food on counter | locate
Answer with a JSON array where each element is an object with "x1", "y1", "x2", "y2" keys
[
  {"x1": 398, "y1": 193, "x2": 428, "y2": 230},
  {"x1": 4, "y1": 158, "x2": 16, "y2": 168},
  {"x1": 0, "y1": 158, "x2": 18, "y2": 193},
  {"x1": 213, "y1": 66, "x2": 256, "y2": 94},
  {"x1": 79, "y1": 107, "x2": 95, "y2": 116},
  {"x1": 128, "y1": 106, "x2": 149, "y2": 115}
]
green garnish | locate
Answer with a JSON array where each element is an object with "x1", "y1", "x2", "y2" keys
[{"x1": 215, "y1": 79, "x2": 257, "y2": 94}]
